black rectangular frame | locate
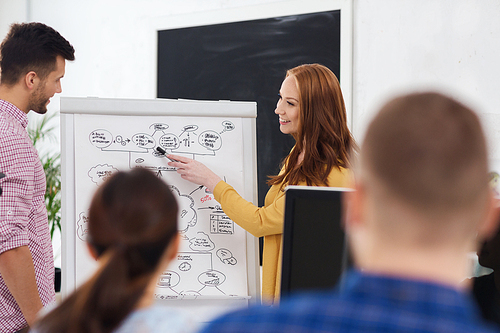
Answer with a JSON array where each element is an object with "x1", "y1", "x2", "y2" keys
[{"x1": 281, "y1": 185, "x2": 352, "y2": 298}]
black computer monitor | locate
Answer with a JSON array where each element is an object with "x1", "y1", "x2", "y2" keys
[{"x1": 280, "y1": 185, "x2": 352, "y2": 299}]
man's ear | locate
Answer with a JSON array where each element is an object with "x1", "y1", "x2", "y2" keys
[
  {"x1": 24, "y1": 71, "x2": 38, "y2": 90},
  {"x1": 343, "y1": 182, "x2": 365, "y2": 231},
  {"x1": 478, "y1": 191, "x2": 500, "y2": 241}
]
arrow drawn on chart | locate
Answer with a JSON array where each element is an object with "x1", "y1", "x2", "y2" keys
[{"x1": 190, "y1": 185, "x2": 204, "y2": 195}]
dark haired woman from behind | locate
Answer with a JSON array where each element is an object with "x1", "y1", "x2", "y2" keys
[
  {"x1": 167, "y1": 64, "x2": 356, "y2": 304},
  {"x1": 32, "y1": 168, "x2": 195, "y2": 333}
]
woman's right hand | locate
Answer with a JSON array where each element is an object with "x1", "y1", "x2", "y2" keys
[{"x1": 167, "y1": 154, "x2": 222, "y2": 192}]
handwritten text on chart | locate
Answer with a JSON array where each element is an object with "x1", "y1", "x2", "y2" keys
[{"x1": 210, "y1": 214, "x2": 234, "y2": 234}]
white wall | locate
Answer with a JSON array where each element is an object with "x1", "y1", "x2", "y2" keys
[
  {"x1": 353, "y1": 0, "x2": 500, "y2": 140},
  {"x1": 0, "y1": 0, "x2": 27, "y2": 39},
  {"x1": 352, "y1": 0, "x2": 500, "y2": 173}
]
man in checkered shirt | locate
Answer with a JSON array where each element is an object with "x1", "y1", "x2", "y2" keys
[{"x1": 0, "y1": 23, "x2": 74, "y2": 332}]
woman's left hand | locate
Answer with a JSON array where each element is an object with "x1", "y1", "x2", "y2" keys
[{"x1": 167, "y1": 154, "x2": 222, "y2": 192}]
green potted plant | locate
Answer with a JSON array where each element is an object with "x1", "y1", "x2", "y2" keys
[{"x1": 28, "y1": 112, "x2": 62, "y2": 292}]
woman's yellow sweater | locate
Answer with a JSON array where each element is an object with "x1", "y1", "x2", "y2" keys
[{"x1": 213, "y1": 166, "x2": 352, "y2": 305}]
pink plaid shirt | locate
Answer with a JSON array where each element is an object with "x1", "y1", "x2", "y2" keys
[{"x1": 0, "y1": 100, "x2": 55, "y2": 332}]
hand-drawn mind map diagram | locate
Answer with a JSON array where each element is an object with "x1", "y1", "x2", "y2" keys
[{"x1": 76, "y1": 119, "x2": 247, "y2": 298}]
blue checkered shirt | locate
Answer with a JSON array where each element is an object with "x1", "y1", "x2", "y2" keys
[{"x1": 201, "y1": 269, "x2": 500, "y2": 333}]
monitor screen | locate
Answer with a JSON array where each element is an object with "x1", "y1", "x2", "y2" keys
[{"x1": 281, "y1": 186, "x2": 352, "y2": 299}]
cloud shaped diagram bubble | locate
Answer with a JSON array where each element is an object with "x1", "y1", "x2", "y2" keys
[
  {"x1": 216, "y1": 248, "x2": 237, "y2": 265},
  {"x1": 76, "y1": 212, "x2": 89, "y2": 241},
  {"x1": 88, "y1": 164, "x2": 118, "y2": 186},
  {"x1": 169, "y1": 186, "x2": 196, "y2": 233},
  {"x1": 189, "y1": 232, "x2": 215, "y2": 252}
]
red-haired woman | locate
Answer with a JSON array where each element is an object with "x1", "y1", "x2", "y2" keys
[{"x1": 168, "y1": 64, "x2": 356, "y2": 304}]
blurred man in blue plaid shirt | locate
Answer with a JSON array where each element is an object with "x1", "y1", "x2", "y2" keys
[{"x1": 200, "y1": 92, "x2": 500, "y2": 333}]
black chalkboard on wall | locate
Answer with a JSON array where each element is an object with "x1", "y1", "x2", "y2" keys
[{"x1": 157, "y1": 10, "x2": 341, "y2": 207}]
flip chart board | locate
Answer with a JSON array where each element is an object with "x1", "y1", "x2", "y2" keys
[{"x1": 60, "y1": 97, "x2": 260, "y2": 322}]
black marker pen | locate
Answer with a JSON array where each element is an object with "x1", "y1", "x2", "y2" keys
[{"x1": 156, "y1": 147, "x2": 179, "y2": 162}]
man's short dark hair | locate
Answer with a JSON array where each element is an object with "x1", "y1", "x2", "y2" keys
[{"x1": 0, "y1": 22, "x2": 75, "y2": 85}]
